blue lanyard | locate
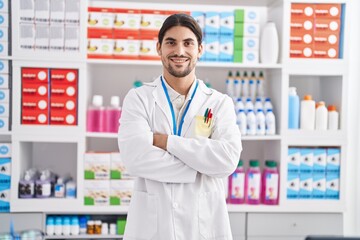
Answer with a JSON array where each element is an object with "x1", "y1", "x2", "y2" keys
[{"x1": 160, "y1": 76, "x2": 199, "y2": 136}]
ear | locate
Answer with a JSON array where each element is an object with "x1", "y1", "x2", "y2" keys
[
  {"x1": 197, "y1": 43, "x2": 204, "y2": 59},
  {"x1": 156, "y1": 42, "x2": 161, "y2": 56}
]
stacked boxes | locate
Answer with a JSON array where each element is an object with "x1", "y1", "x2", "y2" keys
[
  {"x1": 233, "y1": 9, "x2": 260, "y2": 63},
  {"x1": 0, "y1": 59, "x2": 10, "y2": 131},
  {"x1": 84, "y1": 152, "x2": 134, "y2": 206},
  {"x1": 287, "y1": 147, "x2": 340, "y2": 200},
  {"x1": 87, "y1": 7, "x2": 188, "y2": 60},
  {"x1": 19, "y1": 0, "x2": 81, "y2": 52},
  {"x1": 0, "y1": 143, "x2": 11, "y2": 212},
  {"x1": 290, "y1": 3, "x2": 344, "y2": 59},
  {"x1": 0, "y1": 0, "x2": 9, "y2": 56},
  {"x1": 21, "y1": 67, "x2": 78, "y2": 125}
]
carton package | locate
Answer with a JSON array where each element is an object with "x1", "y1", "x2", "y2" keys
[
  {"x1": 84, "y1": 180, "x2": 110, "y2": 206},
  {"x1": 84, "y1": 152, "x2": 111, "y2": 180},
  {"x1": 110, "y1": 180, "x2": 134, "y2": 205}
]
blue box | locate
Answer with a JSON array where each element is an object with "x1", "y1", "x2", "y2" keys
[
  {"x1": 220, "y1": 12, "x2": 234, "y2": 36},
  {"x1": 288, "y1": 148, "x2": 300, "y2": 173},
  {"x1": 219, "y1": 36, "x2": 233, "y2": 62},
  {"x1": 313, "y1": 148, "x2": 326, "y2": 173},
  {"x1": 326, "y1": 172, "x2": 340, "y2": 199},
  {"x1": 0, "y1": 183, "x2": 10, "y2": 212},
  {"x1": 205, "y1": 12, "x2": 220, "y2": 35},
  {"x1": 191, "y1": 11, "x2": 205, "y2": 32},
  {"x1": 300, "y1": 148, "x2": 313, "y2": 173},
  {"x1": 287, "y1": 173, "x2": 299, "y2": 199},
  {"x1": 204, "y1": 35, "x2": 219, "y2": 62},
  {"x1": 326, "y1": 148, "x2": 340, "y2": 173},
  {"x1": 0, "y1": 157, "x2": 10, "y2": 185},
  {"x1": 299, "y1": 173, "x2": 312, "y2": 199},
  {"x1": 312, "y1": 173, "x2": 326, "y2": 199}
]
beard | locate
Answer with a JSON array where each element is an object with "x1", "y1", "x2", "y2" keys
[{"x1": 163, "y1": 56, "x2": 196, "y2": 78}]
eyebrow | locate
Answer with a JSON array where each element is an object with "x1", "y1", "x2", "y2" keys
[{"x1": 164, "y1": 37, "x2": 195, "y2": 42}]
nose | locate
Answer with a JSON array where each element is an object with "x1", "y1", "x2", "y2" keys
[{"x1": 173, "y1": 44, "x2": 185, "y2": 56}]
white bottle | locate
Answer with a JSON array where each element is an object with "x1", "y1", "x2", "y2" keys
[
  {"x1": 226, "y1": 71, "x2": 234, "y2": 98},
  {"x1": 46, "y1": 217, "x2": 55, "y2": 236},
  {"x1": 54, "y1": 217, "x2": 62, "y2": 236},
  {"x1": 254, "y1": 97, "x2": 264, "y2": 113},
  {"x1": 315, "y1": 101, "x2": 328, "y2": 130},
  {"x1": 70, "y1": 216, "x2": 80, "y2": 235},
  {"x1": 54, "y1": 178, "x2": 65, "y2": 198},
  {"x1": 249, "y1": 71, "x2": 257, "y2": 101},
  {"x1": 237, "y1": 109, "x2": 247, "y2": 136},
  {"x1": 263, "y1": 97, "x2": 273, "y2": 113},
  {"x1": 66, "y1": 181, "x2": 76, "y2": 198},
  {"x1": 260, "y1": 21, "x2": 279, "y2": 64},
  {"x1": 235, "y1": 98, "x2": 245, "y2": 112},
  {"x1": 256, "y1": 71, "x2": 265, "y2": 98},
  {"x1": 256, "y1": 109, "x2": 266, "y2": 135},
  {"x1": 245, "y1": 98, "x2": 254, "y2": 114},
  {"x1": 265, "y1": 109, "x2": 276, "y2": 135},
  {"x1": 62, "y1": 216, "x2": 71, "y2": 236},
  {"x1": 300, "y1": 95, "x2": 316, "y2": 130},
  {"x1": 234, "y1": 79, "x2": 240, "y2": 99},
  {"x1": 246, "y1": 109, "x2": 256, "y2": 136},
  {"x1": 328, "y1": 105, "x2": 339, "y2": 130},
  {"x1": 241, "y1": 71, "x2": 249, "y2": 98}
]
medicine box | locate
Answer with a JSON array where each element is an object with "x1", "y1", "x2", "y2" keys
[
  {"x1": 110, "y1": 180, "x2": 135, "y2": 205},
  {"x1": 299, "y1": 173, "x2": 312, "y2": 199},
  {"x1": 0, "y1": 143, "x2": 10, "y2": 158},
  {"x1": 84, "y1": 152, "x2": 111, "y2": 180},
  {"x1": 205, "y1": 12, "x2": 220, "y2": 35},
  {"x1": 191, "y1": 12, "x2": 205, "y2": 32},
  {"x1": 204, "y1": 36, "x2": 219, "y2": 62},
  {"x1": 0, "y1": 183, "x2": 10, "y2": 212},
  {"x1": 287, "y1": 173, "x2": 299, "y2": 199},
  {"x1": 220, "y1": 12, "x2": 234, "y2": 36},
  {"x1": 326, "y1": 148, "x2": 340, "y2": 172},
  {"x1": 0, "y1": 157, "x2": 10, "y2": 184},
  {"x1": 300, "y1": 148, "x2": 313, "y2": 173},
  {"x1": 288, "y1": 148, "x2": 301, "y2": 173},
  {"x1": 313, "y1": 148, "x2": 326, "y2": 172},
  {"x1": 111, "y1": 152, "x2": 131, "y2": 179},
  {"x1": 84, "y1": 180, "x2": 110, "y2": 206},
  {"x1": 326, "y1": 172, "x2": 340, "y2": 199},
  {"x1": 219, "y1": 36, "x2": 233, "y2": 62},
  {"x1": 312, "y1": 173, "x2": 326, "y2": 199}
]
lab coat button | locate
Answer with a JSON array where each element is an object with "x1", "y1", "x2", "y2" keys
[{"x1": 173, "y1": 202, "x2": 178, "y2": 209}]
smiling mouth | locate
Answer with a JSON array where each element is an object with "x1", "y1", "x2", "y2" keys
[{"x1": 170, "y1": 57, "x2": 189, "y2": 63}]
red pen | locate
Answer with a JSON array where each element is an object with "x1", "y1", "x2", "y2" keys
[{"x1": 207, "y1": 109, "x2": 212, "y2": 123}]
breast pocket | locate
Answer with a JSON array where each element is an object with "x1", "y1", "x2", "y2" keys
[
  {"x1": 124, "y1": 191, "x2": 158, "y2": 239},
  {"x1": 195, "y1": 116, "x2": 212, "y2": 138},
  {"x1": 198, "y1": 191, "x2": 231, "y2": 240}
]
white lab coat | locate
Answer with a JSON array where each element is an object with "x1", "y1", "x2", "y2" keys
[{"x1": 118, "y1": 76, "x2": 242, "y2": 240}]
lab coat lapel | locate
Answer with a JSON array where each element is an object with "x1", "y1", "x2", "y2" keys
[
  {"x1": 152, "y1": 77, "x2": 174, "y2": 133},
  {"x1": 181, "y1": 80, "x2": 212, "y2": 136}
]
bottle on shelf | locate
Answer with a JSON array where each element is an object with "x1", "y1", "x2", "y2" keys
[
  {"x1": 225, "y1": 71, "x2": 234, "y2": 98},
  {"x1": 54, "y1": 216, "x2": 62, "y2": 236},
  {"x1": 46, "y1": 216, "x2": 55, "y2": 236},
  {"x1": 256, "y1": 109, "x2": 266, "y2": 136},
  {"x1": 237, "y1": 109, "x2": 247, "y2": 136},
  {"x1": 265, "y1": 109, "x2": 276, "y2": 135},
  {"x1": 263, "y1": 97, "x2": 273, "y2": 113},
  {"x1": 300, "y1": 95, "x2": 316, "y2": 130},
  {"x1": 86, "y1": 95, "x2": 106, "y2": 132},
  {"x1": 70, "y1": 216, "x2": 80, "y2": 235},
  {"x1": 256, "y1": 71, "x2": 265, "y2": 98},
  {"x1": 79, "y1": 216, "x2": 87, "y2": 235},
  {"x1": 54, "y1": 177, "x2": 65, "y2": 198},
  {"x1": 241, "y1": 71, "x2": 249, "y2": 98},
  {"x1": 261, "y1": 160, "x2": 279, "y2": 205},
  {"x1": 254, "y1": 98, "x2": 264, "y2": 114},
  {"x1": 288, "y1": 87, "x2": 300, "y2": 129},
  {"x1": 35, "y1": 170, "x2": 53, "y2": 198},
  {"x1": 246, "y1": 109, "x2": 256, "y2": 136},
  {"x1": 249, "y1": 71, "x2": 257, "y2": 101},
  {"x1": 234, "y1": 71, "x2": 242, "y2": 98},
  {"x1": 245, "y1": 97, "x2": 254, "y2": 114},
  {"x1": 228, "y1": 159, "x2": 245, "y2": 204},
  {"x1": 328, "y1": 105, "x2": 339, "y2": 130},
  {"x1": 62, "y1": 216, "x2": 71, "y2": 236},
  {"x1": 65, "y1": 180, "x2": 76, "y2": 198},
  {"x1": 260, "y1": 21, "x2": 279, "y2": 64},
  {"x1": 235, "y1": 97, "x2": 245, "y2": 112},
  {"x1": 315, "y1": 101, "x2": 328, "y2": 130},
  {"x1": 245, "y1": 160, "x2": 261, "y2": 205},
  {"x1": 105, "y1": 96, "x2": 122, "y2": 133}
]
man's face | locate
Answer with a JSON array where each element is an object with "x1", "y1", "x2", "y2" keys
[{"x1": 157, "y1": 26, "x2": 203, "y2": 78}]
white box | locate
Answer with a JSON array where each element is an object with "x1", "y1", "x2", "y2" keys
[
  {"x1": 20, "y1": 0, "x2": 35, "y2": 22},
  {"x1": 0, "y1": 42, "x2": 7, "y2": 56},
  {"x1": 113, "y1": 38, "x2": 140, "y2": 58},
  {"x1": 0, "y1": 74, "x2": 8, "y2": 88},
  {"x1": 220, "y1": 12, "x2": 234, "y2": 36},
  {"x1": 84, "y1": 152, "x2": 111, "y2": 180},
  {"x1": 326, "y1": 148, "x2": 340, "y2": 172},
  {"x1": 243, "y1": 37, "x2": 259, "y2": 50},
  {"x1": 35, "y1": 0, "x2": 50, "y2": 23},
  {"x1": 287, "y1": 173, "x2": 299, "y2": 199},
  {"x1": 139, "y1": 38, "x2": 158, "y2": 58},
  {"x1": 0, "y1": 117, "x2": 8, "y2": 132},
  {"x1": 87, "y1": 10, "x2": 114, "y2": 29},
  {"x1": 50, "y1": 0, "x2": 65, "y2": 23},
  {"x1": 110, "y1": 152, "x2": 131, "y2": 179},
  {"x1": 49, "y1": 24, "x2": 64, "y2": 51},
  {"x1": 313, "y1": 148, "x2": 327, "y2": 172},
  {"x1": 0, "y1": 143, "x2": 11, "y2": 157},
  {"x1": 287, "y1": 148, "x2": 300, "y2": 173},
  {"x1": 0, "y1": 0, "x2": 8, "y2": 13},
  {"x1": 87, "y1": 38, "x2": 114, "y2": 56},
  {"x1": 65, "y1": 0, "x2": 80, "y2": 23},
  {"x1": 242, "y1": 50, "x2": 259, "y2": 63},
  {"x1": 0, "y1": 183, "x2": 10, "y2": 212},
  {"x1": 299, "y1": 173, "x2": 312, "y2": 199},
  {"x1": 0, "y1": 13, "x2": 8, "y2": 27},
  {"x1": 0, "y1": 60, "x2": 8, "y2": 73},
  {"x1": 64, "y1": 25, "x2": 79, "y2": 51},
  {"x1": 326, "y1": 173, "x2": 340, "y2": 199},
  {"x1": 110, "y1": 180, "x2": 134, "y2": 205},
  {"x1": 191, "y1": 12, "x2": 205, "y2": 32},
  {"x1": 204, "y1": 36, "x2": 220, "y2": 61},
  {"x1": 20, "y1": 23, "x2": 35, "y2": 50},
  {"x1": 219, "y1": 36, "x2": 233, "y2": 62},
  {"x1": 244, "y1": 8, "x2": 260, "y2": 23},
  {"x1": 0, "y1": 102, "x2": 9, "y2": 117},
  {"x1": 35, "y1": 24, "x2": 50, "y2": 51},
  {"x1": 312, "y1": 173, "x2": 326, "y2": 199},
  {"x1": 0, "y1": 89, "x2": 9, "y2": 102},
  {"x1": 244, "y1": 23, "x2": 260, "y2": 37},
  {"x1": 300, "y1": 148, "x2": 313, "y2": 173},
  {"x1": 113, "y1": 10, "x2": 141, "y2": 31},
  {"x1": 84, "y1": 180, "x2": 110, "y2": 206},
  {"x1": 205, "y1": 12, "x2": 220, "y2": 35},
  {"x1": 0, "y1": 27, "x2": 7, "y2": 42},
  {"x1": 0, "y1": 157, "x2": 10, "y2": 183}
]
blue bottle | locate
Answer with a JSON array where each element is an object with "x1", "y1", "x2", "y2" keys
[{"x1": 288, "y1": 87, "x2": 300, "y2": 129}]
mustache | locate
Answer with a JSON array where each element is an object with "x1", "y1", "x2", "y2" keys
[{"x1": 169, "y1": 55, "x2": 189, "y2": 58}]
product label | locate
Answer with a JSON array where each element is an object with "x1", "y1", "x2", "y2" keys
[
  {"x1": 265, "y1": 173, "x2": 279, "y2": 200},
  {"x1": 247, "y1": 172, "x2": 260, "y2": 200},
  {"x1": 231, "y1": 172, "x2": 245, "y2": 199}
]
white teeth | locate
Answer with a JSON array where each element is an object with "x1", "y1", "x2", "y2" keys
[{"x1": 172, "y1": 59, "x2": 186, "y2": 63}]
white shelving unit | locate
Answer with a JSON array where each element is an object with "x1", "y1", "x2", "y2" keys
[{"x1": 6, "y1": 0, "x2": 355, "y2": 238}]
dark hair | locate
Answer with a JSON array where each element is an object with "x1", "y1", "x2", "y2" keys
[{"x1": 158, "y1": 13, "x2": 202, "y2": 45}]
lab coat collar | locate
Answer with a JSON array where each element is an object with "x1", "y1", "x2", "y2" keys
[{"x1": 150, "y1": 76, "x2": 212, "y2": 136}]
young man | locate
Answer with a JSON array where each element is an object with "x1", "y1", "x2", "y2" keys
[{"x1": 118, "y1": 13, "x2": 242, "y2": 240}]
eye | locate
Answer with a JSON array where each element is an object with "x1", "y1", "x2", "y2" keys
[{"x1": 166, "y1": 41, "x2": 175, "y2": 46}]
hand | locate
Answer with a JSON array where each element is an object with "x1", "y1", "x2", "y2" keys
[{"x1": 153, "y1": 133, "x2": 168, "y2": 150}]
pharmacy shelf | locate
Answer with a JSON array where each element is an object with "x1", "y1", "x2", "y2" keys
[
  {"x1": 11, "y1": 199, "x2": 81, "y2": 213},
  {"x1": 285, "y1": 130, "x2": 345, "y2": 146},
  {"x1": 45, "y1": 234, "x2": 123, "y2": 239},
  {"x1": 242, "y1": 135, "x2": 281, "y2": 141},
  {"x1": 86, "y1": 132, "x2": 118, "y2": 138},
  {"x1": 284, "y1": 59, "x2": 347, "y2": 75}
]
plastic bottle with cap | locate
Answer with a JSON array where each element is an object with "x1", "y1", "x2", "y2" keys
[
  {"x1": 265, "y1": 109, "x2": 276, "y2": 135},
  {"x1": 225, "y1": 71, "x2": 234, "y2": 98},
  {"x1": 105, "y1": 96, "x2": 122, "y2": 133},
  {"x1": 70, "y1": 216, "x2": 80, "y2": 235},
  {"x1": 228, "y1": 160, "x2": 245, "y2": 204},
  {"x1": 254, "y1": 97, "x2": 264, "y2": 113},
  {"x1": 66, "y1": 180, "x2": 76, "y2": 198},
  {"x1": 249, "y1": 71, "x2": 257, "y2": 101},
  {"x1": 54, "y1": 177, "x2": 65, "y2": 198},
  {"x1": 86, "y1": 95, "x2": 105, "y2": 132},
  {"x1": 241, "y1": 71, "x2": 249, "y2": 98},
  {"x1": 62, "y1": 216, "x2": 71, "y2": 236},
  {"x1": 261, "y1": 160, "x2": 279, "y2": 205},
  {"x1": 328, "y1": 105, "x2": 339, "y2": 130},
  {"x1": 300, "y1": 95, "x2": 315, "y2": 130},
  {"x1": 236, "y1": 109, "x2": 247, "y2": 136},
  {"x1": 256, "y1": 109, "x2": 266, "y2": 135},
  {"x1": 263, "y1": 97, "x2": 273, "y2": 113},
  {"x1": 54, "y1": 216, "x2": 62, "y2": 235},
  {"x1": 315, "y1": 101, "x2": 328, "y2": 130},
  {"x1": 234, "y1": 71, "x2": 242, "y2": 98},
  {"x1": 245, "y1": 160, "x2": 261, "y2": 205},
  {"x1": 246, "y1": 109, "x2": 256, "y2": 136},
  {"x1": 235, "y1": 97, "x2": 244, "y2": 113},
  {"x1": 288, "y1": 87, "x2": 300, "y2": 129},
  {"x1": 256, "y1": 71, "x2": 265, "y2": 98},
  {"x1": 245, "y1": 98, "x2": 254, "y2": 114},
  {"x1": 46, "y1": 216, "x2": 55, "y2": 236}
]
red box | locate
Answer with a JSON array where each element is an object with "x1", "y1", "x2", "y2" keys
[
  {"x1": 314, "y1": 4, "x2": 342, "y2": 19},
  {"x1": 22, "y1": 82, "x2": 49, "y2": 97},
  {"x1": 22, "y1": 109, "x2": 49, "y2": 125},
  {"x1": 290, "y1": 17, "x2": 314, "y2": 33},
  {"x1": 50, "y1": 83, "x2": 77, "y2": 98},
  {"x1": 22, "y1": 68, "x2": 49, "y2": 83},
  {"x1": 313, "y1": 31, "x2": 340, "y2": 46},
  {"x1": 290, "y1": 31, "x2": 313, "y2": 45},
  {"x1": 314, "y1": 19, "x2": 341, "y2": 33},
  {"x1": 22, "y1": 95, "x2": 48, "y2": 111},
  {"x1": 290, "y1": 43, "x2": 313, "y2": 58},
  {"x1": 50, "y1": 110, "x2": 77, "y2": 125},
  {"x1": 50, "y1": 96, "x2": 77, "y2": 112},
  {"x1": 50, "y1": 69, "x2": 78, "y2": 85},
  {"x1": 313, "y1": 44, "x2": 338, "y2": 59},
  {"x1": 291, "y1": 3, "x2": 315, "y2": 18}
]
